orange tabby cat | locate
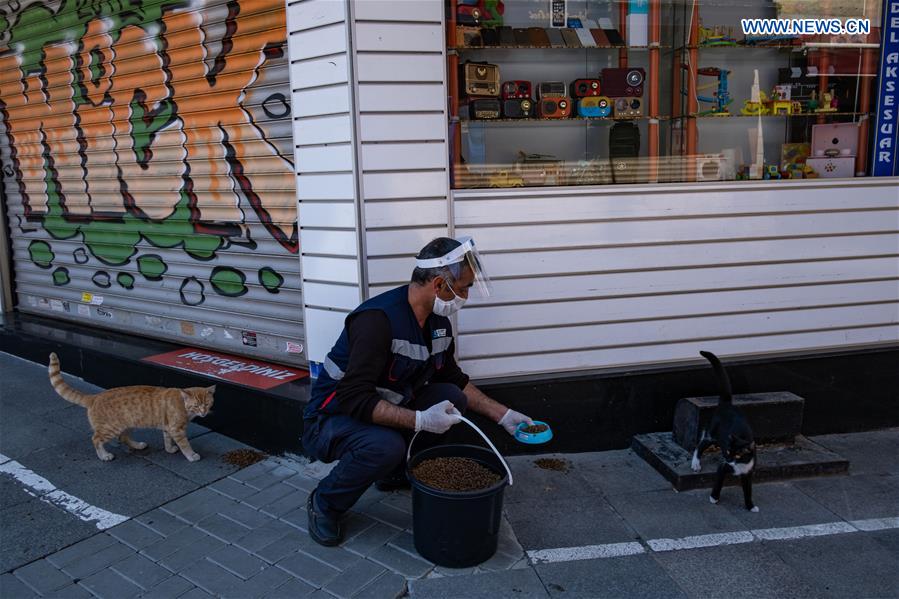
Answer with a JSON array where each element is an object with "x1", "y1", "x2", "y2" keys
[{"x1": 48, "y1": 353, "x2": 215, "y2": 462}]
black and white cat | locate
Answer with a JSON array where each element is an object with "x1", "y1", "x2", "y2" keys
[{"x1": 691, "y1": 350, "x2": 759, "y2": 512}]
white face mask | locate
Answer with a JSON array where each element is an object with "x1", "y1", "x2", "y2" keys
[{"x1": 433, "y1": 283, "x2": 466, "y2": 316}]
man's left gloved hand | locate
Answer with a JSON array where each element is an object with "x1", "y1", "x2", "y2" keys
[{"x1": 498, "y1": 409, "x2": 533, "y2": 436}]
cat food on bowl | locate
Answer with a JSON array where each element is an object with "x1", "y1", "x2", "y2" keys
[{"x1": 514, "y1": 420, "x2": 553, "y2": 444}]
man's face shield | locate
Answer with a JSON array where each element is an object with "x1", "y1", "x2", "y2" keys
[{"x1": 415, "y1": 236, "x2": 492, "y2": 299}]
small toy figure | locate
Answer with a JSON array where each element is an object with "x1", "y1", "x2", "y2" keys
[
  {"x1": 791, "y1": 100, "x2": 803, "y2": 114},
  {"x1": 698, "y1": 20, "x2": 738, "y2": 46},
  {"x1": 816, "y1": 90, "x2": 837, "y2": 113},
  {"x1": 772, "y1": 100, "x2": 792, "y2": 115},
  {"x1": 694, "y1": 67, "x2": 733, "y2": 116},
  {"x1": 763, "y1": 164, "x2": 782, "y2": 179},
  {"x1": 488, "y1": 170, "x2": 524, "y2": 188}
]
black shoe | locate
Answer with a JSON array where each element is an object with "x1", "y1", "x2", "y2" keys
[
  {"x1": 307, "y1": 491, "x2": 342, "y2": 547},
  {"x1": 375, "y1": 473, "x2": 411, "y2": 492}
]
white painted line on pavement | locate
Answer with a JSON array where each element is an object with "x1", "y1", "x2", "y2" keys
[
  {"x1": 648, "y1": 531, "x2": 755, "y2": 552},
  {"x1": 527, "y1": 541, "x2": 645, "y2": 564},
  {"x1": 850, "y1": 516, "x2": 899, "y2": 531},
  {"x1": 0, "y1": 454, "x2": 128, "y2": 530},
  {"x1": 752, "y1": 521, "x2": 857, "y2": 541},
  {"x1": 527, "y1": 517, "x2": 899, "y2": 565}
]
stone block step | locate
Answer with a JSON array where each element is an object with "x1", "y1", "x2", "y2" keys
[
  {"x1": 631, "y1": 432, "x2": 849, "y2": 492},
  {"x1": 673, "y1": 392, "x2": 805, "y2": 452}
]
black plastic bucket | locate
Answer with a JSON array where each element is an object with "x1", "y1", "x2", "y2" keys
[{"x1": 407, "y1": 443, "x2": 510, "y2": 568}]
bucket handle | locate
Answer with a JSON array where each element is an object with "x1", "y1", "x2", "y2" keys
[{"x1": 407, "y1": 415, "x2": 513, "y2": 486}]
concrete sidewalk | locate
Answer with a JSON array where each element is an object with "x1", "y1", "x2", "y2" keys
[{"x1": 2, "y1": 423, "x2": 897, "y2": 598}]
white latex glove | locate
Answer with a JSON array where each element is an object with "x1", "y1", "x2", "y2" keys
[
  {"x1": 498, "y1": 409, "x2": 534, "y2": 436},
  {"x1": 415, "y1": 400, "x2": 462, "y2": 434}
]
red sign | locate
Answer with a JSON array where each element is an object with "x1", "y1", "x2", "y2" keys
[{"x1": 143, "y1": 348, "x2": 308, "y2": 390}]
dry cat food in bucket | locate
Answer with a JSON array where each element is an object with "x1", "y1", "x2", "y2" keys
[{"x1": 411, "y1": 456, "x2": 502, "y2": 492}]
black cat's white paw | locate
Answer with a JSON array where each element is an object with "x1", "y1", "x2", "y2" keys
[
  {"x1": 691, "y1": 456, "x2": 701, "y2": 472},
  {"x1": 709, "y1": 496, "x2": 719, "y2": 504},
  {"x1": 749, "y1": 505, "x2": 759, "y2": 513}
]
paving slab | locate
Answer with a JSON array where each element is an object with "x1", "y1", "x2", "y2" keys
[
  {"x1": 15, "y1": 438, "x2": 197, "y2": 516},
  {"x1": 574, "y1": 449, "x2": 675, "y2": 496},
  {"x1": 1, "y1": 497, "x2": 97, "y2": 572},
  {"x1": 0, "y1": 573, "x2": 38, "y2": 598},
  {"x1": 604, "y1": 487, "x2": 748, "y2": 541},
  {"x1": 792, "y1": 473, "x2": 899, "y2": 521},
  {"x1": 714, "y1": 481, "x2": 842, "y2": 529},
  {"x1": 535, "y1": 554, "x2": 687, "y2": 599},
  {"x1": 410, "y1": 566, "x2": 549, "y2": 598},
  {"x1": 769, "y1": 531, "x2": 899, "y2": 598},
  {"x1": 0, "y1": 475, "x2": 34, "y2": 511},
  {"x1": 504, "y1": 454, "x2": 599, "y2": 504},
  {"x1": 10, "y1": 558, "x2": 74, "y2": 595},
  {"x1": 0, "y1": 405, "x2": 82, "y2": 459},
  {"x1": 140, "y1": 432, "x2": 250, "y2": 485},
  {"x1": 506, "y1": 494, "x2": 637, "y2": 550},
  {"x1": 812, "y1": 429, "x2": 899, "y2": 476},
  {"x1": 652, "y1": 541, "x2": 819, "y2": 598},
  {"x1": 354, "y1": 571, "x2": 408, "y2": 599},
  {"x1": 78, "y1": 566, "x2": 143, "y2": 599}
]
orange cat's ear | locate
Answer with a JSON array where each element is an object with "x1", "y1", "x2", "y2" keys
[
  {"x1": 207, "y1": 385, "x2": 217, "y2": 394},
  {"x1": 180, "y1": 390, "x2": 190, "y2": 402}
]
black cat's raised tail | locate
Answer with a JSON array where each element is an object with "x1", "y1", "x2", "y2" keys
[{"x1": 700, "y1": 350, "x2": 733, "y2": 404}]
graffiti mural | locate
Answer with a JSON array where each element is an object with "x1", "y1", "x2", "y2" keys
[{"x1": 0, "y1": 0, "x2": 298, "y2": 315}]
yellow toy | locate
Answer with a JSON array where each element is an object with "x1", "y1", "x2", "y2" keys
[
  {"x1": 791, "y1": 101, "x2": 803, "y2": 114},
  {"x1": 815, "y1": 91, "x2": 837, "y2": 113},
  {"x1": 741, "y1": 90, "x2": 771, "y2": 115},
  {"x1": 772, "y1": 100, "x2": 792, "y2": 115},
  {"x1": 488, "y1": 170, "x2": 524, "y2": 188}
]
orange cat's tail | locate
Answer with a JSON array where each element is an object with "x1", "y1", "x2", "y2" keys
[{"x1": 48, "y1": 353, "x2": 92, "y2": 407}]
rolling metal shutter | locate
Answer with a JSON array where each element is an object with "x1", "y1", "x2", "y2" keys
[{"x1": 0, "y1": 0, "x2": 305, "y2": 364}]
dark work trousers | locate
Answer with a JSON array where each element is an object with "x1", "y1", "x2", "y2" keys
[{"x1": 302, "y1": 383, "x2": 468, "y2": 519}]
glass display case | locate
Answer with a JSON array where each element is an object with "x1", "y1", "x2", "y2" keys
[{"x1": 446, "y1": 0, "x2": 884, "y2": 188}]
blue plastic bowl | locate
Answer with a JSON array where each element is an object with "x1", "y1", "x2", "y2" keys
[{"x1": 514, "y1": 421, "x2": 553, "y2": 444}]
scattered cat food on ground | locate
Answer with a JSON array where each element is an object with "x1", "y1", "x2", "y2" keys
[
  {"x1": 521, "y1": 424, "x2": 549, "y2": 434},
  {"x1": 534, "y1": 458, "x2": 570, "y2": 473},
  {"x1": 222, "y1": 449, "x2": 267, "y2": 467},
  {"x1": 411, "y1": 457, "x2": 502, "y2": 491}
]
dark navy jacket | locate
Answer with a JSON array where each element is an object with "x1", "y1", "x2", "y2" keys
[{"x1": 303, "y1": 286, "x2": 458, "y2": 420}]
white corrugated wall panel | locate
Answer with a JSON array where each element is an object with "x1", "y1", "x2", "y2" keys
[
  {"x1": 452, "y1": 180, "x2": 899, "y2": 379},
  {"x1": 1, "y1": 0, "x2": 305, "y2": 364},
  {"x1": 351, "y1": 2, "x2": 450, "y2": 301},
  {"x1": 288, "y1": 0, "x2": 360, "y2": 363}
]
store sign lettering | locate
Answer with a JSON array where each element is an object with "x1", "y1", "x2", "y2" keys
[
  {"x1": 142, "y1": 348, "x2": 308, "y2": 390},
  {"x1": 873, "y1": 0, "x2": 899, "y2": 175}
]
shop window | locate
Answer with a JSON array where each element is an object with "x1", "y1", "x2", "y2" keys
[{"x1": 446, "y1": 0, "x2": 884, "y2": 188}]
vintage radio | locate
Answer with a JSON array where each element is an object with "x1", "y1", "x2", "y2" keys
[
  {"x1": 457, "y1": 5, "x2": 482, "y2": 26},
  {"x1": 502, "y1": 80, "x2": 532, "y2": 100},
  {"x1": 463, "y1": 62, "x2": 500, "y2": 97},
  {"x1": 612, "y1": 96, "x2": 643, "y2": 118},
  {"x1": 609, "y1": 121, "x2": 641, "y2": 184},
  {"x1": 538, "y1": 81, "x2": 567, "y2": 99},
  {"x1": 570, "y1": 79, "x2": 601, "y2": 97},
  {"x1": 502, "y1": 98, "x2": 534, "y2": 118},
  {"x1": 470, "y1": 98, "x2": 501, "y2": 119},
  {"x1": 601, "y1": 67, "x2": 645, "y2": 97},
  {"x1": 537, "y1": 96, "x2": 572, "y2": 118},
  {"x1": 577, "y1": 96, "x2": 611, "y2": 118},
  {"x1": 455, "y1": 26, "x2": 483, "y2": 47},
  {"x1": 805, "y1": 122, "x2": 858, "y2": 178}
]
